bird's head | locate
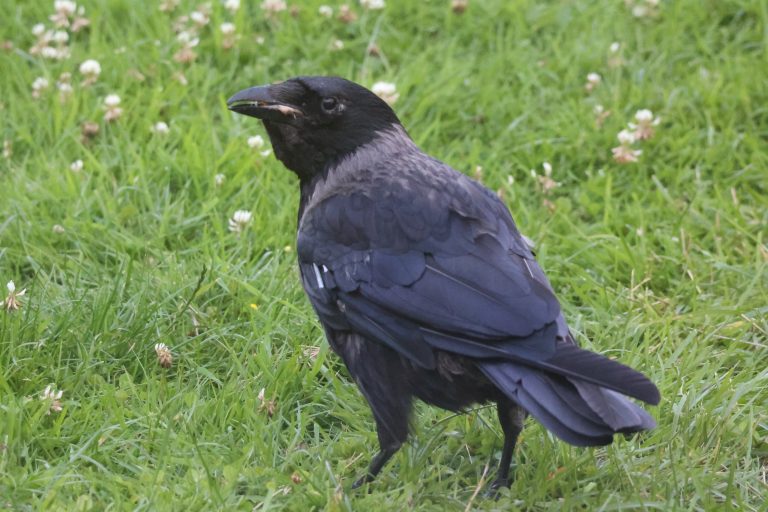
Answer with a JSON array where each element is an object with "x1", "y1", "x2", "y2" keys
[{"x1": 227, "y1": 76, "x2": 403, "y2": 180}]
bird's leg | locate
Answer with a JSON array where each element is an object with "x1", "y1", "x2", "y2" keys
[
  {"x1": 489, "y1": 399, "x2": 526, "y2": 492},
  {"x1": 351, "y1": 442, "x2": 401, "y2": 489},
  {"x1": 351, "y1": 416, "x2": 405, "y2": 489},
  {"x1": 342, "y1": 339, "x2": 412, "y2": 490},
  {"x1": 350, "y1": 392, "x2": 409, "y2": 490}
]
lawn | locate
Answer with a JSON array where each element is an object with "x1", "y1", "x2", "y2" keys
[{"x1": 1, "y1": 0, "x2": 766, "y2": 510}]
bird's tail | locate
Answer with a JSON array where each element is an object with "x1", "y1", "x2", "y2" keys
[{"x1": 480, "y1": 360, "x2": 657, "y2": 446}]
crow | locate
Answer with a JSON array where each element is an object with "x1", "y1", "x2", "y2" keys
[{"x1": 227, "y1": 76, "x2": 660, "y2": 491}]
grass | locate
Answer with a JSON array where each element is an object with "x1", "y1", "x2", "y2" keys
[{"x1": 1, "y1": 0, "x2": 766, "y2": 509}]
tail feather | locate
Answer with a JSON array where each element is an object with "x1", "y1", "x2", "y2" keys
[
  {"x1": 481, "y1": 360, "x2": 656, "y2": 447},
  {"x1": 482, "y1": 362, "x2": 613, "y2": 446},
  {"x1": 537, "y1": 342, "x2": 660, "y2": 405},
  {"x1": 571, "y1": 380, "x2": 656, "y2": 432},
  {"x1": 519, "y1": 371, "x2": 614, "y2": 437},
  {"x1": 420, "y1": 327, "x2": 660, "y2": 406}
]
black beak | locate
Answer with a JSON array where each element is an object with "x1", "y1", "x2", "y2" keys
[{"x1": 227, "y1": 85, "x2": 303, "y2": 121}]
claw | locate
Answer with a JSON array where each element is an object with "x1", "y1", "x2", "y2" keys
[
  {"x1": 483, "y1": 478, "x2": 510, "y2": 500},
  {"x1": 351, "y1": 475, "x2": 372, "y2": 492}
]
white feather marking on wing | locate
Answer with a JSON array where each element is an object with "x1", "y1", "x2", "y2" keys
[
  {"x1": 522, "y1": 258, "x2": 534, "y2": 278},
  {"x1": 312, "y1": 263, "x2": 325, "y2": 289}
]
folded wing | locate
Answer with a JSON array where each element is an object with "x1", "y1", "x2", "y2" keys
[{"x1": 298, "y1": 170, "x2": 659, "y2": 444}]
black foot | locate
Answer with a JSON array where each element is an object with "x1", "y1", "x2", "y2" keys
[
  {"x1": 351, "y1": 476, "x2": 366, "y2": 490},
  {"x1": 350, "y1": 445, "x2": 399, "y2": 491},
  {"x1": 351, "y1": 475, "x2": 374, "y2": 492},
  {"x1": 483, "y1": 477, "x2": 510, "y2": 499}
]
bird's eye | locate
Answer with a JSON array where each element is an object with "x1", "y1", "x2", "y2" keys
[{"x1": 321, "y1": 97, "x2": 338, "y2": 112}]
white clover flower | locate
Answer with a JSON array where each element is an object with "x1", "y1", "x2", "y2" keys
[
  {"x1": 32, "y1": 77, "x2": 49, "y2": 90},
  {"x1": 151, "y1": 121, "x2": 170, "y2": 135},
  {"x1": 39, "y1": 29, "x2": 55, "y2": 44},
  {"x1": 41, "y1": 46, "x2": 59, "y2": 59},
  {"x1": 360, "y1": 0, "x2": 385, "y2": 10},
  {"x1": 70, "y1": 159, "x2": 83, "y2": 172},
  {"x1": 535, "y1": 163, "x2": 558, "y2": 194},
  {"x1": 228, "y1": 210, "x2": 253, "y2": 233},
  {"x1": 154, "y1": 343, "x2": 173, "y2": 368},
  {"x1": 247, "y1": 135, "x2": 265, "y2": 148},
  {"x1": 261, "y1": 0, "x2": 287, "y2": 13},
  {"x1": 593, "y1": 104, "x2": 612, "y2": 126},
  {"x1": 585, "y1": 72, "x2": 601, "y2": 92},
  {"x1": 4, "y1": 280, "x2": 26, "y2": 312},
  {"x1": 220, "y1": 22, "x2": 236, "y2": 35},
  {"x1": 54, "y1": 0, "x2": 77, "y2": 16},
  {"x1": 52, "y1": 30, "x2": 69, "y2": 44},
  {"x1": 224, "y1": 0, "x2": 241, "y2": 12},
  {"x1": 627, "y1": 0, "x2": 660, "y2": 18},
  {"x1": 32, "y1": 77, "x2": 50, "y2": 98},
  {"x1": 451, "y1": 0, "x2": 468, "y2": 13},
  {"x1": 40, "y1": 385, "x2": 64, "y2": 414},
  {"x1": 330, "y1": 39, "x2": 344, "y2": 51},
  {"x1": 634, "y1": 109, "x2": 653, "y2": 123},
  {"x1": 53, "y1": 224, "x2": 66, "y2": 234},
  {"x1": 177, "y1": 31, "x2": 200, "y2": 47},
  {"x1": 79, "y1": 59, "x2": 101, "y2": 85},
  {"x1": 611, "y1": 146, "x2": 641, "y2": 163},
  {"x1": 617, "y1": 129, "x2": 636, "y2": 145},
  {"x1": 32, "y1": 23, "x2": 46, "y2": 36},
  {"x1": 372, "y1": 82, "x2": 396, "y2": 96},
  {"x1": 628, "y1": 109, "x2": 660, "y2": 140},
  {"x1": 57, "y1": 72, "x2": 72, "y2": 89},
  {"x1": 318, "y1": 5, "x2": 333, "y2": 17},
  {"x1": 190, "y1": 10, "x2": 209, "y2": 27},
  {"x1": 103, "y1": 94, "x2": 123, "y2": 122},
  {"x1": 160, "y1": 0, "x2": 180, "y2": 11},
  {"x1": 371, "y1": 81, "x2": 399, "y2": 105},
  {"x1": 607, "y1": 42, "x2": 623, "y2": 68},
  {"x1": 214, "y1": 173, "x2": 225, "y2": 186},
  {"x1": 612, "y1": 130, "x2": 642, "y2": 163},
  {"x1": 104, "y1": 94, "x2": 121, "y2": 107},
  {"x1": 71, "y1": 13, "x2": 90, "y2": 33},
  {"x1": 338, "y1": 4, "x2": 357, "y2": 22},
  {"x1": 221, "y1": 24, "x2": 238, "y2": 49},
  {"x1": 79, "y1": 59, "x2": 101, "y2": 76}
]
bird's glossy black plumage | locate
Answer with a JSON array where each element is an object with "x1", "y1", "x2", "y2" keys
[{"x1": 228, "y1": 76, "x2": 660, "y2": 490}]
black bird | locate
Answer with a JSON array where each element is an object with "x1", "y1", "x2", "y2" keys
[{"x1": 227, "y1": 76, "x2": 660, "y2": 490}]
